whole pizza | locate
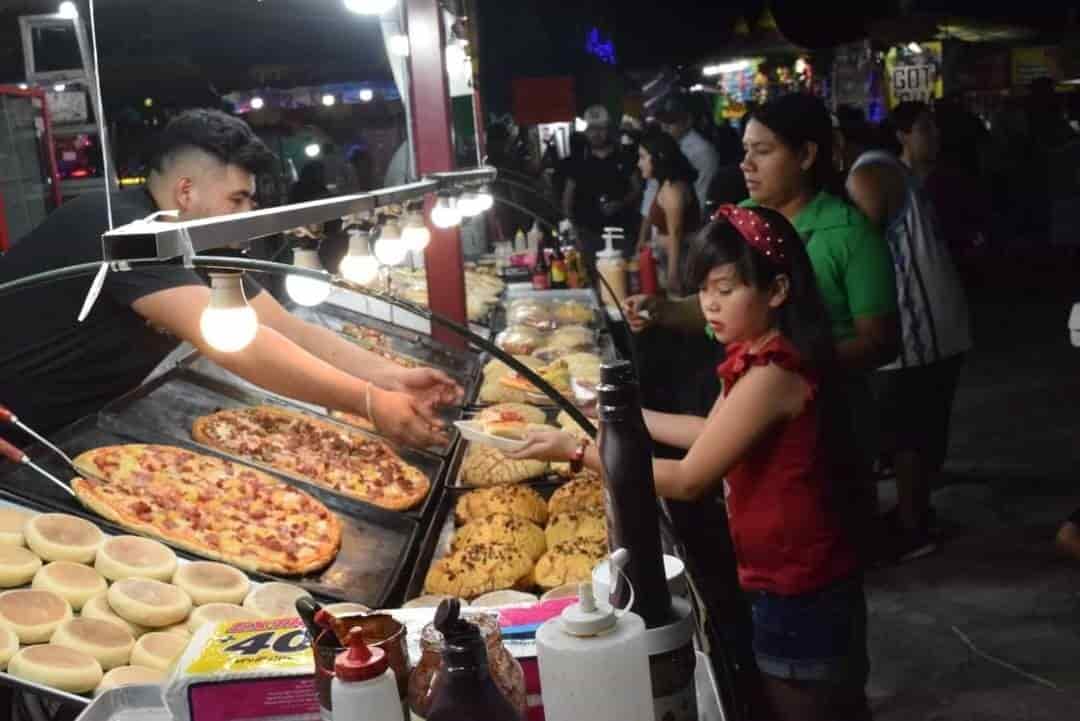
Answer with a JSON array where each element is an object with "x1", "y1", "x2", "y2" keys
[
  {"x1": 192, "y1": 405, "x2": 430, "y2": 511},
  {"x1": 72, "y1": 444, "x2": 341, "y2": 575},
  {"x1": 340, "y1": 323, "x2": 422, "y2": 369}
]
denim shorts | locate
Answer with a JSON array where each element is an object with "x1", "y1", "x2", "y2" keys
[{"x1": 747, "y1": 576, "x2": 869, "y2": 684}]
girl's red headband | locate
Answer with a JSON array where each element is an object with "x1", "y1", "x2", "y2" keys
[{"x1": 712, "y1": 204, "x2": 790, "y2": 267}]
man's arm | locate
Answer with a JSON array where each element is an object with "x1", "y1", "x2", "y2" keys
[
  {"x1": 562, "y1": 178, "x2": 576, "y2": 219},
  {"x1": 659, "y1": 184, "x2": 687, "y2": 291},
  {"x1": 837, "y1": 313, "x2": 901, "y2": 370},
  {"x1": 131, "y1": 285, "x2": 446, "y2": 447}
]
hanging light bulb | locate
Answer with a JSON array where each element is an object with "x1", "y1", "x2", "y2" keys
[
  {"x1": 389, "y1": 34, "x2": 410, "y2": 57},
  {"x1": 285, "y1": 248, "x2": 332, "y2": 307},
  {"x1": 250, "y1": 96, "x2": 265, "y2": 110},
  {"x1": 57, "y1": 2, "x2": 78, "y2": 19},
  {"x1": 343, "y1": 0, "x2": 397, "y2": 15},
  {"x1": 430, "y1": 192, "x2": 462, "y2": 229},
  {"x1": 402, "y1": 210, "x2": 432, "y2": 253},
  {"x1": 321, "y1": 93, "x2": 336, "y2": 107},
  {"x1": 305, "y1": 143, "x2": 321, "y2": 158},
  {"x1": 358, "y1": 88, "x2": 375, "y2": 103},
  {"x1": 475, "y1": 185, "x2": 494, "y2": 212},
  {"x1": 200, "y1": 273, "x2": 258, "y2": 353},
  {"x1": 457, "y1": 190, "x2": 483, "y2": 218},
  {"x1": 373, "y1": 218, "x2": 408, "y2": 266},
  {"x1": 339, "y1": 229, "x2": 380, "y2": 285}
]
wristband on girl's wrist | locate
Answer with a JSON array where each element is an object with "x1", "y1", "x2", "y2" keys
[{"x1": 569, "y1": 437, "x2": 591, "y2": 474}]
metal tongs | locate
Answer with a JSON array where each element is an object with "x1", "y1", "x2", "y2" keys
[{"x1": 0, "y1": 404, "x2": 77, "y2": 497}]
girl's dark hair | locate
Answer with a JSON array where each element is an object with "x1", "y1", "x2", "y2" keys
[
  {"x1": 639, "y1": 128, "x2": 698, "y2": 185},
  {"x1": 686, "y1": 205, "x2": 834, "y2": 372},
  {"x1": 750, "y1": 93, "x2": 836, "y2": 193}
]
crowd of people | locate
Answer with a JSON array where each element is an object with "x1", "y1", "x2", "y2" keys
[{"x1": 501, "y1": 89, "x2": 1046, "y2": 720}]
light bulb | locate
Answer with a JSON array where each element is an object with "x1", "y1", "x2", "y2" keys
[
  {"x1": 339, "y1": 230, "x2": 380, "y2": 285},
  {"x1": 475, "y1": 185, "x2": 494, "y2": 211},
  {"x1": 430, "y1": 195, "x2": 461, "y2": 229},
  {"x1": 250, "y1": 96, "x2": 265, "y2": 110},
  {"x1": 402, "y1": 211, "x2": 431, "y2": 252},
  {"x1": 285, "y1": 249, "x2": 331, "y2": 307},
  {"x1": 458, "y1": 191, "x2": 483, "y2": 218},
  {"x1": 358, "y1": 89, "x2": 374, "y2": 103},
  {"x1": 389, "y1": 34, "x2": 410, "y2": 57},
  {"x1": 58, "y1": 2, "x2": 78, "y2": 19},
  {"x1": 53, "y1": 83, "x2": 66, "y2": 93},
  {"x1": 344, "y1": 0, "x2": 397, "y2": 15},
  {"x1": 374, "y1": 219, "x2": 407, "y2": 266},
  {"x1": 321, "y1": 94, "x2": 336, "y2": 107},
  {"x1": 445, "y1": 43, "x2": 467, "y2": 72},
  {"x1": 201, "y1": 273, "x2": 258, "y2": 353},
  {"x1": 305, "y1": 143, "x2": 321, "y2": 158}
]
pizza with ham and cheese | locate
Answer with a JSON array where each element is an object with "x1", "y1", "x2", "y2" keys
[
  {"x1": 72, "y1": 444, "x2": 341, "y2": 576},
  {"x1": 340, "y1": 323, "x2": 423, "y2": 369},
  {"x1": 192, "y1": 405, "x2": 430, "y2": 511}
]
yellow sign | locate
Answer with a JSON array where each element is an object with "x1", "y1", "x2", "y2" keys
[
  {"x1": 885, "y1": 42, "x2": 944, "y2": 108},
  {"x1": 185, "y1": 617, "x2": 313, "y2": 676},
  {"x1": 1011, "y1": 46, "x2": 1063, "y2": 86}
]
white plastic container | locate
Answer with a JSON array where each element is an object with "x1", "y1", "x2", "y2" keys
[
  {"x1": 536, "y1": 582, "x2": 653, "y2": 721},
  {"x1": 595, "y1": 228, "x2": 627, "y2": 312},
  {"x1": 331, "y1": 627, "x2": 402, "y2": 721}
]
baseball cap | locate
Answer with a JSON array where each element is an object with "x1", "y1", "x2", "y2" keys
[
  {"x1": 583, "y1": 105, "x2": 611, "y2": 128},
  {"x1": 655, "y1": 93, "x2": 693, "y2": 123}
]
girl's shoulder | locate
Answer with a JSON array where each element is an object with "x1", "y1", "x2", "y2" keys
[
  {"x1": 658, "y1": 179, "x2": 689, "y2": 204},
  {"x1": 719, "y1": 336, "x2": 818, "y2": 395}
]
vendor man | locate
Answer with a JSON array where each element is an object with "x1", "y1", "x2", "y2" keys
[{"x1": 0, "y1": 109, "x2": 458, "y2": 449}]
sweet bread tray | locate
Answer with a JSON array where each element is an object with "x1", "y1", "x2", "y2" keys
[
  {"x1": 0, "y1": 414, "x2": 420, "y2": 609},
  {"x1": 99, "y1": 367, "x2": 447, "y2": 521}
]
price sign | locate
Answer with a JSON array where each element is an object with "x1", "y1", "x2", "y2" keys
[{"x1": 891, "y1": 64, "x2": 936, "y2": 103}]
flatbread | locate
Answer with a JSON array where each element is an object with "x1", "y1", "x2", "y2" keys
[
  {"x1": 0, "y1": 589, "x2": 73, "y2": 644},
  {"x1": 242, "y1": 582, "x2": 311, "y2": 618},
  {"x1": 0, "y1": 508, "x2": 35, "y2": 547},
  {"x1": 24, "y1": 513, "x2": 103, "y2": 563},
  {"x1": 95, "y1": 536, "x2": 178, "y2": 582},
  {"x1": 7, "y1": 644, "x2": 103, "y2": 693},
  {"x1": 107, "y1": 579, "x2": 192, "y2": 629},
  {"x1": 0, "y1": 627, "x2": 17, "y2": 670},
  {"x1": 81, "y1": 593, "x2": 149, "y2": 639},
  {"x1": 95, "y1": 665, "x2": 166, "y2": 696},
  {"x1": 460, "y1": 444, "x2": 548, "y2": 487},
  {"x1": 186, "y1": 603, "x2": 259, "y2": 634},
  {"x1": 50, "y1": 618, "x2": 135, "y2": 671},
  {"x1": 172, "y1": 562, "x2": 251, "y2": 606},
  {"x1": 32, "y1": 561, "x2": 108, "y2": 611},
  {"x1": 0, "y1": 545, "x2": 42, "y2": 588},
  {"x1": 130, "y1": 632, "x2": 188, "y2": 672}
]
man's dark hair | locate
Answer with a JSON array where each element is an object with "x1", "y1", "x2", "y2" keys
[{"x1": 149, "y1": 109, "x2": 275, "y2": 177}]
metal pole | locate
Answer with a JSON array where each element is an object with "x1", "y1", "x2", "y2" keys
[{"x1": 405, "y1": 0, "x2": 467, "y2": 349}]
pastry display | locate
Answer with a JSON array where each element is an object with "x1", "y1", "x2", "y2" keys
[
  {"x1": 50, "y1": 618, "x2": 135, "y2": 671},
  {"x1": 454, "y1": 485, "x2": 549, "y2": 527},
  {"x1": 95, "y1": 536, "x2": 178, "y2": 583},
  {"x1": 95, "y1": 665, "x2": 166, "y2": 696},
  {"x1": 129, "y1": 631, "x2": 187, "y2": 672},
  {"x1": 423, "y1": 542, "x2": 534, "y2": 599},
  {"x1": 459, "y1": 444, "x2": 548, "y2": 487},
  {"x1": 544, "y1": 325, "x2": 595, "y2": 352},
  {"x1": 7, "y1": 644, "x2": 103, "y2": 693},
  {"x1": 107, "y1": 579, "x2": 192, "y2": 629},
  {"x1": 0, "y1": 546, "x2": 42, "y2": 588},
  {"x1": 242, "y1": 582, "x2": 311, "y2": 618},
  {"x1": 494, "y1": 326, "x2": 544, "y2": 355},
  {"x1": 186, "y1": 603, "x2": 259, "y2": 633},
  {"x1": 71, "y1": 445, "x2": 342, "y2": 575},
  {"x1": 32, "y1": 562, "x2": 108, "y2": 611},
  {"x1": 451, "y1": 514, "x2": 547, "y2": 562},
  {"x1": 545, "y1": 512, "x2": 607, "y2": 548},
  {"x1": 533, "y1": 538, "x2": 608, "y2": 590},
  {"x1": 0, "y1": 589, "x2": 73, "y2": 644},
  {"x1": 507, "y1": 300, "x2": 556, "y2": 330},
  {"x1": 547, "y1": 471, "x2": 605, "y2": 515},
  {"x1": 172, "y1": 562, "x2": 251, "y2": 606},
  {"x1": 192, "y1": 405, "x2": 431, "y2": 512},
  {"x1": 81, "y1": 593, "x2": 148, "y2": 639},
  {"x1": 553, "y1": 300, "x2": 594, "y2": 325},
  {"x1": 24, "y1": 513, "x2": 104, "y2": 564},
  {"x1": 0, "y1": 508, "x2": 34, "y2": 547},
  {"x1": 0, "y1": 627, "x2": 16, "y2": 670}
]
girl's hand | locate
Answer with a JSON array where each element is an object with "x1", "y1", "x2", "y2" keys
[{"x1": 504, "y1": 430, "x2": 579, "y2": 463}]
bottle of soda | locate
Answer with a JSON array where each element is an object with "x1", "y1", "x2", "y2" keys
[
  {"x1": 550, "y1": 243, "x2": 568, "y2": 290},
  {"x1": 532, "y1": 237, "x2": 551, "y2": 290}
]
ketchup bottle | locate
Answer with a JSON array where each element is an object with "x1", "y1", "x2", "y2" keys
[{"x1": 638, "y1": 245, "x2": 658, "y2": 296}]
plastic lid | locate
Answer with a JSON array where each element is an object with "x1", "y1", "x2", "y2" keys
[
  {"x1": 335, "y1": 627, "x2": 388, "y2": 682},
  {"x1": 559, "y1": 582, "x2": 616, "y2": 637}
]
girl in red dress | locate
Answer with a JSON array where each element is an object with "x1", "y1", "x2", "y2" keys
[{"x1": 511, "y1": 204, "x2": 871, "y2": 721}]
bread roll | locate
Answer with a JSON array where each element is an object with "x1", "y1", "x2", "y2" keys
[
  {"x1": 242, "y1": 582, "x2": 311, "y2": 618},
  {"x1": 95, "y1": 536, "x2": 177, "y2": 582},
  {"x1": 95, "y1": 665, "x2": 166, "y2": 696},
  {"x1": 51, "y1": 618, "x2": 135, "y2": 671},
  {"x1": 130, "y1": 632, "x2": 188, "y2": 672},
  {"x1": 0, "y1": 508, "x2": 34, "y2": 547},
  {"x1": 8, "y1": 644, "x2": 103, "y2": 693},
  {"x1": 107, "y1": 579, "x2": 192, "y2": 628},
  {"x1": 0, "y1": 589, "x2": 73, "y2": 644},
  {"x1": 81, "y1": 593, "x2": 149, "y2": 638},
  {"x1": 172, "y1": 562, "x2": 250, "y2": 606},
  {"x1": 186, "y1": 603, "x2": 259, "y2": 634},
  {"x1": 33, "y1": 562, "x2": 108, "y2": 611},
  {"x1": 24, "y1": 514, "x2": 103, "y2": 563},
  {"x1": 0, "y1": 545, "x2": 42, "y2": 588}
]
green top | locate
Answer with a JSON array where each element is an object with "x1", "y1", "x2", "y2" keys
[{"x1": 741, "y1": 192, "x2": 896, "y2": 341}]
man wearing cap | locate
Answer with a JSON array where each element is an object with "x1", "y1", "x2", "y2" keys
[
  {"x1": 563, "y1": 105, "x2": 640, "y2": 258},
  {"x1": 643, "y1": 93, "x2": 720, "y2": 217}
]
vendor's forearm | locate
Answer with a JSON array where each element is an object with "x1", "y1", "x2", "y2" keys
[
  {"x1": 643, "y1": 409, "x2": 705, "y2": 450},
  {"x1": 279, "y1": 318, "x2": 401, "y2": 388},
  {"x1": 205, "y1": 325, "x2": 372, "y2": 416}
]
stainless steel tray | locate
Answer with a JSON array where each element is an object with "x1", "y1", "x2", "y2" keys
[{"x1": 74, "y1": 684, "x2": 168, "y2": 721}]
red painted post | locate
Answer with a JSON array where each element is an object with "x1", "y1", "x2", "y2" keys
[{"x1": 405, "y1": 0, "x2": 468, "y2": 349}]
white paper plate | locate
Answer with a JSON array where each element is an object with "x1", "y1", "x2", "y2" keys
[{"x1": 454, "y1": 420, "x2": 529, "y2": 452}]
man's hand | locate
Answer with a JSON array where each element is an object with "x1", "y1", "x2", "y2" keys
[
  {"x1": 504, "y1": 430, "x2": 579, "y2": 463},
  {"x1": 623, "y1": 295, "x2": 662, "y2": 333},
  {"x1": 387, "y1": 367, "x2": 464, "y2": 408},
  {"x1": 369, "y1": 386, "x2": 449, "y2": 449}
]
